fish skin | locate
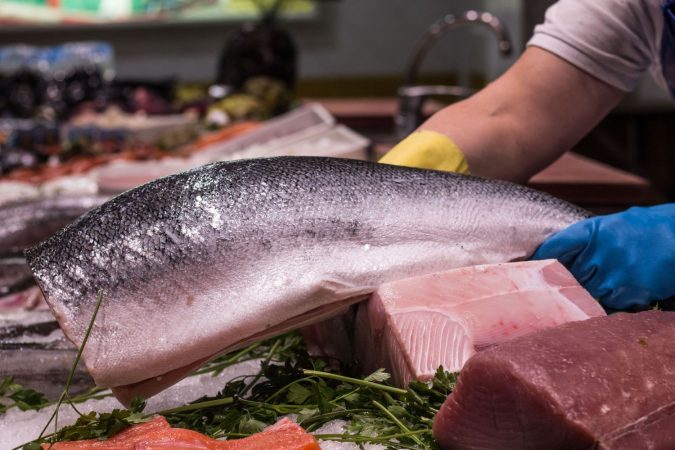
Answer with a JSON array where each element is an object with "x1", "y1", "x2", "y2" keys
[
  {"x1": 0, "y1": 257, "x2": 34, "y2": 295},
  {"x1": 0, "y1": 195, "x2": 109, "y2": 255},
  {"x1": 26, "y1": 156, "x2": 589, "y2": 401}
]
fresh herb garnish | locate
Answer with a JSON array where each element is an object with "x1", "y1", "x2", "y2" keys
[
  {"x1": 0, "y1": 377, "x2": 50, "y2": 414},
  {"x1": 43, "y1": 290, "x2": 106, "y2": 439},
  {"x1": 13, "y1": 292, "x2": 457, "y2": 449},
  {"x1": 39, "y1": 398, "x2": 147, "y2": 443},
  {"x1": 20, "y1": 330, "x2": 456, "y2": 449}
]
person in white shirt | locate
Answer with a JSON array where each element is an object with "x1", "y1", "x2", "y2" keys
[{"x1": 381, "y1": 0, "x2": 675, "y2": 311}]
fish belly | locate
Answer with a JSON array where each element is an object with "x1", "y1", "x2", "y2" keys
[{"x1": 433, "y1": 310, "x2": 675, "y2": 450}]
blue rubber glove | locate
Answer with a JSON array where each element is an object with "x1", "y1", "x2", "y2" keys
[{"x1": 531, "y1": 204, "x2": 675, "y2": 310}]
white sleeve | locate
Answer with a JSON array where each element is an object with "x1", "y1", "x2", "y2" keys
[{"x1": 527, "y1": 0, "x2": 663, "y2": 92}]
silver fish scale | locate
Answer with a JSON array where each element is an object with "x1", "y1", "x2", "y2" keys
[
  {"x1": 28, "y1": 155, "x2": 588, "y2": 315},
  {"x1": 25, "y1": 157, "x2": 589, "y2": 391}
]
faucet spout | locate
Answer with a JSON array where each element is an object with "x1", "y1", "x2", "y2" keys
[
  {"x1": 395, "y1": 10, "x2": 513, "y2": 139},
  {"x1": 404, "y1": 10, "x2": 513, "y2": 86}
]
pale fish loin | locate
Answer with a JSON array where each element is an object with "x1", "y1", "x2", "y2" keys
[
  {"x1": 353, "y1": 260, "x2": 606, "y2": 387},
  {"x1": 26, "y1": 157, "x2": 589, "y2": 404}
]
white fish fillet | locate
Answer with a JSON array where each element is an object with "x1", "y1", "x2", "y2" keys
[{"x1": 353, "y1": 259, "x2": 606, "y2": 386}]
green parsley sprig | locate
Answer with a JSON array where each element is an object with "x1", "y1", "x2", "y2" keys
[{"x1": 14, "y1": 291, "x2": 457, "y2": 450}]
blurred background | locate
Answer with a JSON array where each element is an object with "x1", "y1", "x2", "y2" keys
[{"x1": 0, "y1": 0, "x2": 671, "y2": 210}]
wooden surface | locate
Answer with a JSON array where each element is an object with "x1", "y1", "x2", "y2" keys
[
  {"x1": 529, "y1": 153, "x2": 664, "y2": 210},
  {"x1": 309, "y1": 97, "x2": 665, "y2": 212}
]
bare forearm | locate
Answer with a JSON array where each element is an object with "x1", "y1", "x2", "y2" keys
[{"x1": 419, "y1": 47, "x2": 625, "y2": 182}]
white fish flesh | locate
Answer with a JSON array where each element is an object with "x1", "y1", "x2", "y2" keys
[{"x1": 351, "y1": 259, "x2": 605, "y2": 386}]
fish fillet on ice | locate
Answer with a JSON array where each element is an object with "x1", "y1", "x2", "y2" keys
[{"x1": 26, "y1": 157, "x2": 589, "y2": 404}]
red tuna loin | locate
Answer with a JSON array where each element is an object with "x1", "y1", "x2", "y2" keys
[
  {"x1": 354, "y1": 259, "x2": 605, "y2": 386},
  {"x1": 433, "y1": 310, "x2": 675, "y2": 450}
]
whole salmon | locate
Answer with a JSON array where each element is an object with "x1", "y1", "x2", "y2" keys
[{"x1": 26, "y1": 157, "x2": 588, "y2": 404}]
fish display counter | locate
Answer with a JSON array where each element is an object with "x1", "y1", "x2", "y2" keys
[
  {"x1": 0, "y1": 0, "x2": 673, "y2": 444},
  {"x1": 0, "y1": 97, "x2": 671, "y2": 448}
]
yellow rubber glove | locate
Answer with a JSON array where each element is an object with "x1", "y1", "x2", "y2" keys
[{"x1": 379, "y1": 129, "x2": 470, "y2": 174}]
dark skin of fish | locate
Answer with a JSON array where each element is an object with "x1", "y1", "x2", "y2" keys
[
  {"x1": 0, "y1": 257, "x2": 34, "y2": 295},
  {"x1": 28, "y1": 157, "x2": 588, "y2": 313}
]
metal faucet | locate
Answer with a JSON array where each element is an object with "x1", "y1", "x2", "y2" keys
[{"x1": 396, "y1": 10, "x2": 513, "y2": 138}]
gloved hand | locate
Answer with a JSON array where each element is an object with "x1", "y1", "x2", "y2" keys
[
  {"x1": 379, "y1": 129, "x2": 470, "y2": 173},
  {"x1": 532, "y1": 204, "x2": 675, "y2": 310}
]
